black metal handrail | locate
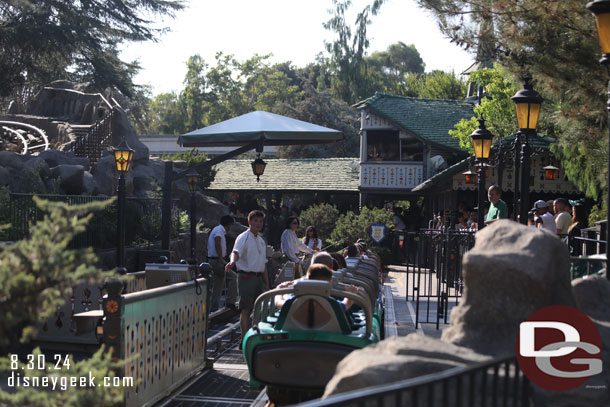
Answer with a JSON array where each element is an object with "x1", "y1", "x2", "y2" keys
[
  {"x1": 294, "y1": 355, "x2": 530, "y2": 407},
  {"x1": 69, "y1": 109, "x2": 114, "y2": 165}
]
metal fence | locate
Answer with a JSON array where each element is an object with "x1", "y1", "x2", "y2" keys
[
  {"x1": 391, "y1": 227, "x2": 606, "y2": 330},
  {"x1": 8, "y1": 193, "x2": 174, "y2": 249},
  {"x1": 295, "y1": 355, "x2": 530, "y2": 407}
]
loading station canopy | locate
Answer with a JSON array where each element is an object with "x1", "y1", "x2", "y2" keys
[{"x1": 177, "y1": 110, "x2": 344, "y2": 147}]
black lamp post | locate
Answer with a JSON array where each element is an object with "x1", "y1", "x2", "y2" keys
[
  {"x1": 470, "y1": 118, "x2": 494, "y2": 229},
  {"x1": 587, "y1": 0, "x2": 610, "y2": 279},
  {"x1": 251, "y1": 155, "x2": 267, "y2": 182},
  {"x1": 185, "y1": 168, "x2": 201, "y2": 263},
  {"x1": 113, "y1": 138, "x2": 134, "y2": 268},
  {"x1": 511, "y1": 78, "x2": 543, "y2": 225}
]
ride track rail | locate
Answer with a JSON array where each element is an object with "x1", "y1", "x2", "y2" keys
[{"x1": 156, "y1": 267, "x2": 404, "y2": 407}]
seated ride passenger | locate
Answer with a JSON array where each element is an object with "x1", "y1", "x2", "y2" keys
[{"x1": 275, "y1": 264, "x2": 357, "y2": 310}]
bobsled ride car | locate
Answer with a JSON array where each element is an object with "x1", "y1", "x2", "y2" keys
[{"x1": 242, "y1": 258, "x2": 384, "y2": 404}]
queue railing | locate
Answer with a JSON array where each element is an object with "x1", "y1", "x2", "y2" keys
[
  {"x1": 392, "y1": 229, "x2": 475, "y2": 330},
  {"x1": 294, "y1": 355, "x2": 530, "y2": 407}
]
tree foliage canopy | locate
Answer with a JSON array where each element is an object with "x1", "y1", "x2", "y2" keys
[
  {"x1": 415, "y1": 0, "x2": 609, "y2": 201},
  {"x1": 0, "y1": 0, "x2": 184, "y2": 98}
]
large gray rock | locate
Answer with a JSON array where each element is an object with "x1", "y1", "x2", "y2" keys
[
  {"x1": 111, "y1": 107, "x2": 149, "y2": 162},
  {"x1": 38, "y1": 150, "x2": 89, "y2": 169},
  {"x1": 50, "y1": 164, "x2": 85, "y2": 195},
  {"x1": 132, "y1": 160, "x2": 164, "y2": 196},
  {"x1": 0, "y1": 166, "x2": 10, "y2": 187},
  {"x1": 24, "y1": 156, "x2": 51, "y2": 180},
  {"x1": 442, "y1": 220, "x2": 575, "y2": 356},
  {"x1": 324, "y1": 335, "x2": 490, "y2": 398},
  {"x1": 546, "y1": 275, "x2": 610, "y2": 407},
  {"x1": 82, "y1": 171, "x2": 96, "y2": 195},
  {"x1": 0, "y1": 151, "x2": 24, "y2": 170},
  {"x1": 91, "y1": 155, "x2": 116, "y2": 196}
]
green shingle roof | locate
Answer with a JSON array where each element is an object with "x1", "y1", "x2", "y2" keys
[
  {"x1": 208, "y1": 158, "x2": 360, "y2": 192},
  {"x1": 412, "y1": 133, "x2": 556, "y2": 192},
  {"x1": 353, "y1": 93, "x2": 475, "y2": 151}
]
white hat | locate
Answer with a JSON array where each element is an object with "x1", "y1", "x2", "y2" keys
[{"x1": 532, "y1": 200, "x2": 547, "y2": 210}]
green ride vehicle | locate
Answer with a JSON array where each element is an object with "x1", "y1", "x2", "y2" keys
[{"x1": 242, "y1": 255, "x2": 384, "y2": 405}]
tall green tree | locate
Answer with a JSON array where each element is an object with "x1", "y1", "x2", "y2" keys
[
  {"x1": 323, "y1": 0, "x2": 386, "y2": 104},
  {"x1": 367, "y1": 42, "x2": 425, "y2": 94},
  {"x1": 0, "y1": 0, "x2": 184, "y2": 99},
  {"x1": 415, "y1": 0, "x2": 609, "y2": 201}
]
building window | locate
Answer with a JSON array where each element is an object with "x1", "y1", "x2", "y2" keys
[
  {"x1": 400, "y1": 136, "x2": 423, "y2": 161},
  {"x1": 367, "y1": 130, "x2": 399, "y2": 161},
  {"x1": 366, "y1": 130, "x2": 423, "y2": 162}
]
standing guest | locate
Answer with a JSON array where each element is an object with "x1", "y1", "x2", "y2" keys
[
  {"x1": 208, "y1": 215, "x2": 237, "y2": 311},
  {"x1": 485, "y1": 185, "x2": 509, "y2": 225},
  {"x1": 392, "y1": 207, "x2": 407, "y2": 230},
  {"x1": 302, "y1": 225, "x2": 323, "y2": 252},
  {"x1": 568, "y1": 199, "x2": 588, "y2": 256},
  {"x1": 281, "y1": 217, "x2": 313, "y2": 265},
  {"x1": 546, "y1": 200, "x2": 556, "y2": 216},
  {"x1": 554, "y1": 198, "x2": 572, "y2": 235},
  {"x1": 531, "y1": 200, "x2": 557, "y2": 233},
  {"x1": 225, "y1": 210, "x2": 270, "y2": 343},
  {"x1": 456, "y1": 213, "x2": 469, "y2": 230}
]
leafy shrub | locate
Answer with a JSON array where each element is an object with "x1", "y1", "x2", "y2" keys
[
  {"x1": 297, "y1": 203, "x2": 339, "y2": 243},
  {"x1": 331, "y1": 206, "x2": 394, "y2": 248},
  {"x1": 0, "y1": 197, "x2": 125, "y2": 405}
]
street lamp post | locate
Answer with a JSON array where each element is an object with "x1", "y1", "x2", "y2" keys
[
  {"x1": 113, "y1": 138, "x2": 134, "y2": 268},
  {"x1": 470, "y1": 118, "x2": 494, "y2": 229},
  {"x1": 185, "y1": 168, "x2": 201, "y2": 263},
  {"x1": 587, "y1": 0, "x2": 610, "y2": 279},
  {"x1": 511, "y1": 78, "x2": 543, "y2": 225}
]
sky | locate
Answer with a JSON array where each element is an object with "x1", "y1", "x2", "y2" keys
[{"x1": 120, "y1": 0, "x2": 475, "y2": 96}]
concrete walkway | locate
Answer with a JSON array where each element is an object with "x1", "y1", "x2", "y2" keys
[{"x1": 384, "y1": 265, "x2": 460, "y2": 339}]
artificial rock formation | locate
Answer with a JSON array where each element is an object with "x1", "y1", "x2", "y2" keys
[
  {"x1": 325, "y1": 221, "x2": 608, "y2": 407},
  {"x1": 323, "y1": 335, "x2": 490, "y2": 397},
  {"x1": 442, "y1": 220, "x2": 575, "y2": 355},
  {"x1": 0, "y1": 81, "x2": 230, "y2": 230}
]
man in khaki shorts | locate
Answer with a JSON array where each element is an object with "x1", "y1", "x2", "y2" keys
[
  {"x1": 225, "y1": 210, "x2": 269, "y2": 344},
  {"x1": 208, "y1": 215, "x2": 237, "y2": 311}
]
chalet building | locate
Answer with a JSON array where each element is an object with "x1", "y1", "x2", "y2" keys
[
  {"x1": 412, "y1": 134, "x2": 582, "y2": 220},
  {"x1": 353, "y1": 93, "x2": 475, "y2": 206}
]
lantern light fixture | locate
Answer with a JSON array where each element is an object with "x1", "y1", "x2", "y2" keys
[
  {"x1": 469, "y1": 118, "x2": 494, "y2": 160},
  {"x1": 543, "y1": 165, "x2": 559, "y2": 181},
  {"x1": 185, "y1": 168, "x2": 200, "y2": 192},
  {"x1": 511, "y1": 77, "x2": 544, "y2": 132},
  {"x1": 251, "y1": 155, "x2": 267, "y2": 182},
  {"x1": 463, "y1": 169, "x2": 477, "y2": 184},
  {"x1": 113, "y1": 138, "x2": 134, "y2": 173}
]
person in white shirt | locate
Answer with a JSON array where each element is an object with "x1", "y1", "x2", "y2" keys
[
  {"x1": 531, "y1": 200, "x2": 557, "y2": 234},
  {"x1": 281, "y1": 216, "x2": 313, "y2": 265},
  {"x1": 302, "y1": 225, "x2": 322, "y2": 252},
  {"x1": 225, "y1": 210, "x2": 270, "y2": 340},
  {"x1": 208, "y1": 215, "x2": 237, "y2": 311},
  {"x1": 553, "y1": 198, "x2": 572, "y2": 235}
]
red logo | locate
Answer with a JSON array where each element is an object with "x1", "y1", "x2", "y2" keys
[{"x1": 516, "y1": 305, "x2": 602, "y2": 391}]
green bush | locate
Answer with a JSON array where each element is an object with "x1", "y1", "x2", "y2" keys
[
  {"x1": 331, "y1": 206, "x2": 394, "y2": 248},
  {"x1": 297, "y1": 203, "x2": 339, "y2": 243},
  {"x1": 0, "y1": 198, "x2": 125, "y2": 406}
]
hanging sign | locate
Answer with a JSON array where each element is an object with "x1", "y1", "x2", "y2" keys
[{"x1": 369, "y1": 223, "x2": 387, "y2": 245}]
